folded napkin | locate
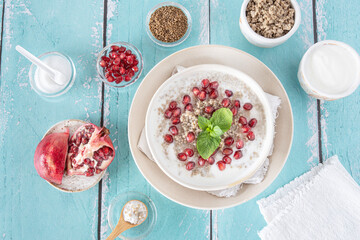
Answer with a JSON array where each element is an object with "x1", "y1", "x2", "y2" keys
[
  {"x1": 138, "y1": 66, "x2": 281, "y2": 197},
  {"x1": 257, "y1": 155, "x2": 360, "y2": 240}
]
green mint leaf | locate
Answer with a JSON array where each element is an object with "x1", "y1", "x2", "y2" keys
[
  {"x1": 210, "y1": 108, "x2": 233, "y2": 132},
  {"x1": 210, "y1": 126, "x2": 223, "y2": 138},
  {"x1": 198, "y1": 116, "x2": 211, "y2": 131},
  {"x1": 196, "y1": 131, "x2": 221, "y2": 159}
]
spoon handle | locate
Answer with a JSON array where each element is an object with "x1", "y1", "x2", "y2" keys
[{"x1": 106, "y1": 222, "x2": 132, "y2": 240}]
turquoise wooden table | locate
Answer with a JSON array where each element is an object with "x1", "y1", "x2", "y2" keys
[{"x1": 1, "y1": 0, "x2": 359, "y2": 239}]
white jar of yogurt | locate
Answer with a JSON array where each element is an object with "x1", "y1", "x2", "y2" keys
[{"x1": 298, "y1": 40, "x2": 360, "y2": 100}]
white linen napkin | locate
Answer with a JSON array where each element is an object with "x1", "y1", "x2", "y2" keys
[
  {"x1": 257, "y1": 155, "x2": 360, "y2": 240},
  {"x1": 137, "y1": 66, "x2": 281, "y2": 197}
]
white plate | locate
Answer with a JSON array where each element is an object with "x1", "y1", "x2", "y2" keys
[{"x1": 145, "y1": 64, "x2": 274, "y2": 191}]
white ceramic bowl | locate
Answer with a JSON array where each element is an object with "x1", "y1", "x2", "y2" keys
[
  {"x1": 145, "y1": 64, "x2": 274, "y2": 191},
  {"x1": 298, "y1": 40, "x2": 360, "y2": 100},
  {"x1": 239, "y1": 0, "x2": 301, "y2": 48}
]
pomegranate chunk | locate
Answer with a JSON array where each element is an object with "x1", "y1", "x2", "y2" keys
[
  {"x1": 201, "y1": 79, "x2": 210, "y2": 88},
  {"x1": 172, "y1": 108, "x2": 181, "y2": 117},
  {"x1": 225, "y1": 90, "x2": 233, "y2": 97},
  {"x1": 224, "y1": 137, "x2": 234, "y2": 146},
  {"x1": 222, "y1": 98, "x2": 231, "y2": 108},
  {"x1": 207, "y1": 156, "x2": 215, "y2": 165},
  {"x1": 204, "y1": 106, "x2": 214, "y2": 114},
  {"x1": 239, "y1": 116, "x2": 247, "y2": 125},
  {"x1": 197, "y1": 90, "x2": 207, "y2": 101},
  {"x1": 172, "y1": 117, "x2": 180, "y2": 125},
  {"x1": 198, "y1": 157, "x2": 206, "y2": 166},
  {"x1": 234, "y1": 150, "x2": 243, "y2": 160},
  {"x1": 243, "y1": 103, "x2": 253, "y2": 110},
  {"x1": 222, "y1": 148, "x2": 233, "y2": 155},
  {"x1": 249, "y1": 118, "x2": 257, "y2": 128},
  {"x1": 236, "y1": 139, "x2": 244, "y2": 149},
  {"x1": 209, "y1": 81, "x2": 219, "y2": 89},
  {"x1": 169, "y1": 101, "x2": 177, "y2": 110},
  {"x1": 177, "y1": 153, "x2": 187, "y2": 161},
  {"x1": 223, "y1": 156, "x2": 232, "y2": 164},
  {"x1": 241, "y1": 125, "x2": 251, "y2": 133},
  {"x1": 164, "y1": 134, "x2": 173, "y2": 143},
  {"x1": 231, "y1": 107, "x2": 238, "y2": 116},
  {"x1": 192, "y1": 87, "x2": 200, "y2": 96},
  {"x1": 186, "y1": 132, "x2": 195, "y2": 143},
  {"x1": 234, "y1": 100, "x2": 241, "y2": 108},
  {"x1": 164, "y1": 109, "x2": 173, "y2": 119},
  {"x1": 185, "y1": 103, "x2": 193, "y2": 112},
  {"x1": 209, "y1": 90, "x2": 218, "y2": 99},
  {"x1": 186, "y1": 161, "x2": 195, "y2": 171},
  {"x1": 247, "y1": 131, "x2": 255, "y2": 141},
  {"x1": 217, "y1": 161, "x2": 226, "y2": 171},
  {"x1": 185, "y1": 148, "x2": 194, "y2": 157},
  {"x1": 182, "y1": 95, "x2": 191, "y2": 105},
  {"x1": 169, "y1": 126, "x2": 178, "y2": 136}
]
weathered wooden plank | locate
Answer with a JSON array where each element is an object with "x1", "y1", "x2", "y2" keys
[
  {"x1": 316, "y1": 0, "x2": 360, "y2": 184},
  {"x1": 0, "y1": 0, "x2": 104, "y2": 239},
  {"x1": 100, "y1": 0, "x2": 211, "y2": 239},
  {"x1": 210, "y1": 0, "x2": 318, "y2": 238}
]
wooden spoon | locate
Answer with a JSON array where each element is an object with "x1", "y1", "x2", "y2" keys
[{"x1": 106, "y1": 200, "x2": 148, "y2": 240}]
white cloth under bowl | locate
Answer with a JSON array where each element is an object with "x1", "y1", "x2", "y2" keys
[
  {"x1": 137, "y1": 66, "x2": 281, "y2": 197},
  {"x1": 257, "y1": 155, "x2": 360, "y2": 240}
]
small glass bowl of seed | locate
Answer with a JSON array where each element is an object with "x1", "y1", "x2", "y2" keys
[{"x1": 146, "y1": 2, "x2": 192, "y2": 47}]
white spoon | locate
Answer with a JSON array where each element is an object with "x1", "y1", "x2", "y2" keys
[{"x1": 16, "y1": 45, "x2": 67, "y2": 85}]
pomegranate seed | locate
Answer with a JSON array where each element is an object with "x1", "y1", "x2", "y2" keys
[
  {"x1": 107, "y1": 76, "x2": 115, "y2": 82},
  {"x1": 186, "y1": 161, "x2": 195, "y2": 171},
  {"x1": 133, "y1": 59, "x2": 139, "y2": 66},
  {"x1": 128, "y1": 70, "x2": 135, "y2": 78},
  {"x1": 241, "y1": 125, "x2": 250, "y2": 133},
  {"x1": 101, "y1": 56, "x2": 110, "y2": 62},
  {"x1": 126, "y1": 56, "x2": 134, "y2": 65},
  {"x1": 124, "y1": 75, "x2": 132, "y2": 81},
  {"x1": 234, "y1": 150, "x2": 243, "y2": 160},
  {"x1": 111, "y1": 45, "x2": 120, "y2": 51},
  {"x1": 186, "y1": 132, "x2": 195, "y2": 143},
  {"x1": 177, "y1": 153, "x2": 187, "y2": 161},
  {"x1": 84, "y1": 158, "x2": 90, "y2": 165},
  {"x1": 207, "y1": 156, "x2": 215, "y2": 165},
  {"x1": 239, "y1": 116, "x2": 247, "y2": 125},
  {"x1": 198, "y1": 157, "x2": 206, "y2": 166},
  {"x1": 204, "y1": 86, "x2": 213, "y2": 94},
  {"x1": 211, "y1": 148, "x2": 219, "y2": 156},
  {"x1": 182, "y1": 95, "x2": 191, "y2": 105},
  {"x1": 247, "y1": 131, "x2": 255, "y2": 141},
  {"x1": 249, "y1": 118, "x2": 257, "y2": 128},
  {"x1": 115, "y1": 78, "x2": 122, "y2": 84},
  {"x1": 119, "y1": 67, "x2": 126, "y2": 74},
  {"x1": 201, "y1": 79, "x2": 210, "y2": 88},
  {"x1": 164, "y1": 134, "x2": 173, "y2": 143},
  {"x1": 185, "y1": 103, "x2": 193, "y2": 112},
  {"x1": 169, "y1": 101, "x2": 177, "y2": 110},
  {"x1": 231, "y1": 107, "x2": 238, "y2": 116},
  {"x1": 209, "y1": 90, "x2": 218, "y2": 99},
  {"x1": 217, "y1": 161, "x2": 226, "y2": 171},
  {"x1": 236, "y1": 139, "x2": 244, "y2": 149},
  {"x1": 243, "y1": 103, "x2": 253, "y2": 110},
  {"x1": 223, "y1": 156, "x2": 232, "y2": 164},
  {"x1": 234, "y1": 100, "x2": 241, "y2": 108},
  {"x1": 224, "y1": 137, "x2": 234, "y2": 146},
  {"x1": 109, "y1": 51, "x2": 118, "y2": 59},
  {"x1": 164, "y1": 109, "x2": 173, "y2": 119},
  {"x1": 132, "y1": 66, "x2": 139, "y2": 72},
  {"x1": 222, "y1": 148, "x2": 233, "y2": 155},
  {"x1": 197, "y1": 90, "x2": 207, "y2": 101},
  {"x1": 113, "y1": 72, "x2": 121, "y2": 78},
  {"x1": 185, "y1": 148, "x2": 194, "y2": 157},
  {"x1": 95, "y1": 169, "x2": 102, "y2": 174},
  {"x1": 85, "y1": 171, "x2": 94, "y2": 177},
  {"x1": 169, "y1": 126, "x2": 178, "y2": 135},
  {"x1": 192, "y1": 87, "x2": 200, "y2": 96},
  {"x1": 225, "y1": 90, "x2": 233, "y2": 97},
  {"x1": 99, "y1": 60, "x2": 107, "y2": 68},
  {"x1": 119, "y1": 52, "x2": 126, "y2": 60},
  {"x1": 209, "y1": 81, "x2": 219, "y2": 89},
  {"x1": 114, "y1": 57, "x2": 121, "y2": 65},
  {"x1": 119, "y1": 46, "x2": 126, "y2": 52},
  {"x1": 112, "y1": 65, "x2": 120, "y2": 72},
  {"x1": 222, "y1": 98, "x2": 231, "y2": 108},
  {"x1": 172, "y1": 107, "x2": 181, "y2": 117},
  {"x1": 125, "y1": 49, "x2": 132, "y2": 55},
  {"x1": 172, "y1": 117, "x2": 180, "y2": 125},
  {"x1": 204, "y1": 106, "x2": 214, "y2": 114}
]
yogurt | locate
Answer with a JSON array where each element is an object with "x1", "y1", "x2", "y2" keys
[{"x1": 122, "y1": 200, "x2": 147, "y2": 225}]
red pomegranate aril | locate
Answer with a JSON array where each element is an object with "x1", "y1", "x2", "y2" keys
[
  {"x1": 223, "y1": 156, "x2": 232, "y2": 164},
  {"x1": 249, "y1": 118, "x2": 257, "y2": 128},
  {"x1": 198, "y1": 90, "x2": 207, "y2": 101},
  {"x1": 225, "y1": 90, "x2": 233, "y2": 97},
  {"x1": 127, "y1": 70, "x2": 135, "y2": 78},
  {"x1": 125, "y1": 49, "x2": 132, "y2": 55},
  {"x1": 182, "y1": 95, "x2": 191, "y2": 105},
  {"x1": 185, "y1": 103, "x2": 193, "y2": 112},
  {"x1": 201, "y1": 79, "x2": 210, "y2": 88},
  {"x1": 133, "y1": 59, "x2": 139, "y2": 66},
  {"x1": 113, "y1": 57, "x2": 121, "y2": 65},
  {"x1": 164, "y1": 134, "x2": 173, "y2": 143},
  {"x1": 222, "y1": 148, "x2": 233, "y2": 155},
  {"x1": 169, "y1": 101, "x2": 177, "y2": 110},
  {"x1": 119, "y1": 46, "x2": 126, "y2": 52},
  {"x1": 172, "y1": 108, "x2": 181, "y2": 117},
  {"x1": 132, "y1": 66, "x2": 139, "y2": 72},
  {"x1": 234, "y1": 150, "x2": 243, "y2": 160},
  {"x1": 164, "y1": 109, "x2": 173, "y2": 119},
  {"x1": 192, "y1": 87, "x2": 200, "y2": 96},
  {"x1": 217, "y1": 161, "x2": 226, "y2": 171},
  {"x1": 243, "y1": 103, "x2": 253, "y2": 110},
  {"x1": 172, "y1": 117, "x2": 180, "y2": 125},
  {"x1": 177, "y1": 153, "x2": 187, "y2": 161},
  {"x1": 169, "y1": 126, "x2": 178, "y2": 135},
  {"x1": 109, "y1": 51, "x2": 118, "y2": 59},
  {"x1": 126, "y1": 56, "x2": 134, "y2": 65},
  {"x1": 224, "y1": 137, "x2": 234, "y2": 146},
  {"x1": 186, "y1": 161, "x2": 195, "y2": 171},
  {"x1": 124, "y1": 75, "x2": 132, "y2": 81},
  {"x1": 186, "y1": 132, "x2": 195, "y2": 143},
  {"x1": 101, "y1": 56, "x2": 110, "y2": 62},
  {"x1": 107, "y1": 76, "x2": 115, "y2": 82},
  {"x1": 222, "y1": 98, "x2": 231, "y2": 108},
  {"x1": 198, "y1": 157, "x2": 206, "y2": 166},
  {"x1": 204, "y1": 106, "x2": 214, "y2": 114},
  {"x1": 119, "y1": 67, "x2": 126, "y2": 75},
  {"x1": 185, "y1": 148, "x2": 194, "y2": 157},
  {"x1": 115, "y1": 78, "x2": 122, "y2": 84},
  {"x1": 112, "y1": 65, "x2": 120, "y2": 71},
  {"x1": 95, "y1": 169, "x2": 102, "y2": 174},
  {"x1": 236, "y1": 139, "x2": 244, "y2": 149},
  {"x1": 209, "y1": 81, "x2": 219, "y2": 89},
  {"x1": 231, "y1": 107, "x2": 238, "y2": 116},
  {"x1": 113, "y1": 72, "x2": 121, "y2": 78},
  {"x1": 239, "y1": 116, "x2": 247, "y2": 125},
  {"x1": 119, "y1": 52, "x2": 126, "y2": 60},
  {"x1": 111, "y1": 45, "x2": 120, "y2": 51},
  {"x1": 207, "y1": 156, "x2": 215, "y2": 165},
  {"x1": 99, "y1": 60, "x2": 107, "y2": 68},
  {"x1": 247, "y1": 131, "x2": 255, "y2": 141},
  {"x1": 241, "y1": 125, "x2": 251, "y2": 133},
  {"x1": 234, "y1": 100, "x2": 241, "y2": 108},
  {"x1": 204, "y1": 86, "x2": 213, "y2": 94},
  {"x1": 209, "y1": 90, "x2": 218, "y2": 99}
]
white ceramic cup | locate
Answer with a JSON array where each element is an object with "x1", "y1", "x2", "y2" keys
[
  {"x1": 298, "y1": 40, "x2": 360, "y2": 100},
  {"x1": 239, "y1": 0, "x2": 301, "y2": 48}
]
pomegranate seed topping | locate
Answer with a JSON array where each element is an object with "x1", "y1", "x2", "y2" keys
[
  {"x1": 207, "y1": 156, "x2": 215, "y2": 165},
  {"x1": 192, "y1": 87, "x2": 200, "y2": 96},
  {"x1": 231, "y1": 107, "x2": 238, "y2": 116},
  {"x1": 209, "y1": 90, "x2": 218, "y2": 99},
  {"x1": 114, "y1": 57, "x2": 121, "y2": 65},
  {"x1": 182, "y1": 95, "x2": 191, "y2": 105},
  {"x1": 115, "y1": 78, "x2": 122, "y2": 84},
  {"x1": 223, "y1": 156, "x2": 232, "y2": 164},
  {"x1": 241, "y1": 125, "x2": 250, "y2": 133},
  {"x1": 113, "y1": 72, "x2": 121, "y2": 78},
  {"x1": 109, "y1": 51, "x2": 118, "y2": 59},
  {"x1": 243, "y1": 103, "x2": 253, "y2": 110},
  {"x1": 125, "y1": 49, "x2": 132, "y2": 55},
  {"x1": 118, "y1": 46, "x2": 126, "y2": 52},
  {"x1": 169, "y1": 126, "x2": 178, "y2": 135},
  {"x1": 119, "y1": 67, "x2": 126, "y2": 75},
  {"x1": 249, "y1": 118, "x2": 257, "y2": 128},
  {"x1": 119, "y1": 52, "x2": 126, "y2": 60},
  {"x1": 222, "y1": 148, "x2": 233, "y2": 155},
  {"x1": 209, "y1": 81, "x2": 219, "y2": 89},
  {"x1": 124, "y1": 75, "x2": 132, "y2": 81},
  {"x1": 172, "y1": 107, "x2": 181, "y2": 117},
  {"x1": 132, "y1": 66, "x2": 139, "y2": 72},
  {"x1": 177, "y1": 153, "x2": 187, "y2": 161},
  {"x1": 164, "y1": 134, "x2": 173, "y2": 143},
  {"x1": 186, "y1": 161, "x2": 195, "y2": 171},
  {"x1": 95, "y1": 169, "x2": 102, "y2": 174},
  {"x1": 247, "y1": 131, "x2": 255, "y2": 141},
  {"x1": 185, "y1": 148, "x2": 194, "y2": 157},
  {"x1": 198, "y1": 157, "x2": 206, "y2": 166},
  {"x1": 186, "y1": 132, "x2": 195, "y2": 143},
  {"x1": 217, "y1": 161, "x2": 226, "y2": 171},
  {"x1": 101, "y1": 56, "x2": 110, "y2": 62},
  {"x1": 225, "y1": 90, "x2": 233, "y2": 97},
  {"x1": 204, "y1": 106, "x2": 214, "y2": 114},
  {"x1": 201, "y1": 79, "x2": 210, "y2": 88},
  {"x1": 239, "y1": 116, "x2": 247, "y2": 125},
  {"x1": 197, "y1": 90, "x2": 207, "y2": 101},
  {"x1": 99, "y1": 60, "x2": 107, "y2": 68},
  {"x1": 224, "y1": 137, "x2": 234, "y2": 146},
  {"x1": 234, "y1": 100, "x2": 241, "y2": 108},
  {"x1": 111, "y1": 45, "x2": 120, "y2": 51},
  {"x1": 169, "y1": 101, "x2": 177, "y2": 110},
  {"x1": 126, "y1": 56, "x2": 134, "y2": 65},
  {"x1": 234, "y1": 150, "x2": 243, "y2": 160},
  {"x1": 107, "y1": 76, "x2": 115, "y2": 82},
  {"x1": 172, "y1": 117, "x2": 180, "y2": 125},
  {"x1": 164, "y1": 109, "x2": 173, "y2": 119},
  {"x1": 236, "y1": 139, "x2": 244, "y2": 149},
  {"x1": 222, "y1": 98, "x2": 231, "y2": 108},
  {"x1": 185, "y1": 103, "x2": 193, "y2": 112}
]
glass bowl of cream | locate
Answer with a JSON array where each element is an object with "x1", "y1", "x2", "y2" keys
[{"x1": 298, "y1": 40, "x2": 360, "y2": 100}]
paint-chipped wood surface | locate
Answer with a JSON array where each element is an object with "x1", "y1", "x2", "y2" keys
[{"x1": 0, "y1": 0, "x2": 359, "y2": 239}]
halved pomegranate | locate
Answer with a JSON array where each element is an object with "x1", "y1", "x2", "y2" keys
[{"x1": 67, "y1": 123, "x2": 115, "y2": 177}]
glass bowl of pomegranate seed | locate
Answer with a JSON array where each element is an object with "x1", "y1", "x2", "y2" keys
[{"x1": 96, "y1": 42, "x2": 143, "y2": 88}]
